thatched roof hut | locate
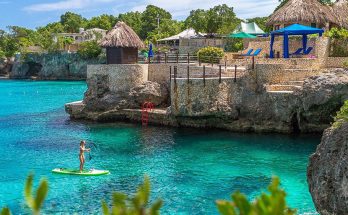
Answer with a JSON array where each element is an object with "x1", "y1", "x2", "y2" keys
[
  {"x1": 100, "y1": 21, "x2": 145, "y2": 64},
  {"x1": 100, "y1": 21, "x2": 144, "y2": 49},
  {"x1": 333, "y1": 0, "x2": 348, "y2": 29},
  {"x1": 267, "y1": 0, "x2": 338, "y2": 29}
]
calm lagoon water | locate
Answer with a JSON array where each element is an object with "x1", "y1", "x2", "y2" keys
[{"x1": 0, "y1": 80, "x2": 320, "y2": 214}]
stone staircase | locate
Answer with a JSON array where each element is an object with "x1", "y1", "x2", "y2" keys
[
  {"x1": 266, "y1": 80, "x2": 305, "y2": 94},
  {"x1": 264, "y1": 67, "x2": 322, "y2": 94}
]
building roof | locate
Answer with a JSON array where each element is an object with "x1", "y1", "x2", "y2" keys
[
  {"x1": 266, "y1": 0, "x2": 338, "y2": 27},
  {"x1": 99, "y1": 21, "x2": 145, "y2": 49},
  {"x1": 333, "y1": 0, "x2": 348, "y2": 29},
  {"x1": 158, "y1": 28, "x2": 205, "y2": 41},
  {"x1": 233, "y1": 22, "x2": 265, "y2": 35}
]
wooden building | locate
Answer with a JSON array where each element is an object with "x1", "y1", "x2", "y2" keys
[{"x1": 100, "y1": 21, "x2": 145, "y2": 64}]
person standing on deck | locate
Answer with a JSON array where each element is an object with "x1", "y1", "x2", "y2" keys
[{"x1": 79, "y1": 140, "x2": 90, "y2": 172}]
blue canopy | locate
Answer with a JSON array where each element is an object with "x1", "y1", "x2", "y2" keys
[{"x1": 270, "y1": 24, "x2": 324, "y2": 58}]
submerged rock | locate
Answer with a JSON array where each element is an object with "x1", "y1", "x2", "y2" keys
[{"x1": 307, "y1": 121, "x2": 348, "y2": 215}]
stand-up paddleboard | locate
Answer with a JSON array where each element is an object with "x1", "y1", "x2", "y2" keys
[{"x1": 52, "y1": 168, "x2": 109, "y2": 176}]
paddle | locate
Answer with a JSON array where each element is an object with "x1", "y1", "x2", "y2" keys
[{"x1": 88, "y1": 142, "x2": 98, "y2": 161}]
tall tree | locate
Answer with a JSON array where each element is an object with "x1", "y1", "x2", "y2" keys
[
  {"x1": 0, "y1": 31, "x2": 20, "y2": 58},
  {"x1": 140, "y1": 5, "x2": 172, "y2": 39},
  {"x1": 60, "y1": 12, "x2": 87, "y2": 33},
  {"x1": 184, "y1": 9, "x2": 206, "y2": 33},
  {"x1": 185, "y1": 4, "x2": 240, "y2": 35},
  {"x1": 86, "y1": 14, "x2": 117, "y2": 30},
  {"x1": 118, "y1": 11, "x2": 143, "y2": 36}
]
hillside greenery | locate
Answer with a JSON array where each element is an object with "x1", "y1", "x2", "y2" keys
[
  {"x1": 333, "y1": 100, "x2": 348, "y2": 127},
  {"x1": 0, "y1": 2, "x2": 282, "y2": 58},
  {"x1": 1, "y1": 174, "x2": 295, "y2": 215}
]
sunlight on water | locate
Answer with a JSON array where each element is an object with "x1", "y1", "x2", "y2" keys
[{"x1": 0, "y1": 80, "x2": 319, "y2": 214}]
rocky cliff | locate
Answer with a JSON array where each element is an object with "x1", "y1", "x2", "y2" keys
[
  {"x1": 10, "y1": 53, "x2": 105, "y2": 80},
  {"x1": 66, "y1": 67, "x2": 348, "y2": 134},
  {"x1": 0, "y1": 58, "x2": 14, "y2": 76},
  {"x1": 307, "y1": 120, "x2": 348, "y2": 215}
]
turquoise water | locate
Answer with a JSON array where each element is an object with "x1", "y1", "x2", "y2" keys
[{"x1": 0, "y1": 80, "x2": 319, "y2": 214}]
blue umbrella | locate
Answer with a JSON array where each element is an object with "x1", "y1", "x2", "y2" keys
[{"x1": 148, "y1": 44, "x2": 154, "y2": 58}]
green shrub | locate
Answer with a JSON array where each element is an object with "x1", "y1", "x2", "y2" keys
[
  {"x1": 216, "y1": 177, "x2": 296, "y2": 215},
  {"x1": 77, "y1": 40, "x2": 102, "y2": 59},
  {"x1": 324, "y1": 28, "x2": 348, "y2": 39},
  {"x1": 197, "y1": 46, "x2": 224, "y2": 64},
  {"x1": 224, "y1": 38, "x2": 243, "y2": 52},
  {"x1": 333, "y1": 100, "x2": 348, "y2": 127},
  {"x1": 102, "y1": 176, "x2": 162, "y2": 215},
  {"x1": 1, "y1": 174, "x2": 297, "y2": 215},
  {"x1": 343, "y1": 61, "x2": 348, "y2": 68},
  {"x1": 324, "y1": 28, "x2": 348, "y2": 57},
  {"x1": 24, "y1": 174, "x2": 48, "y2": 215}
]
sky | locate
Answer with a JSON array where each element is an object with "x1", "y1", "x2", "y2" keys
[{"x1": 0, "y1": 0, "x2": 279, "y2": 30}]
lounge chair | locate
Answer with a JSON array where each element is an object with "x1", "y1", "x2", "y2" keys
[
  {"x1": 251, "y1": 48, "x2": 262, "y2": 56},
  {"x1": 241, "y1": 49, "x2": 254, "y2": 56},
  {"x1": 291, "y1": 48, "x2": 303, "y2": 55},
  {"x1": 304, "y1": 47, "x2": 313, "y2": 55}
]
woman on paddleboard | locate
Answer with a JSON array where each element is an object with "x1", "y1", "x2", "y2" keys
[{"x1": 79, "y1": 140, "x2": 90, "y2": 172}]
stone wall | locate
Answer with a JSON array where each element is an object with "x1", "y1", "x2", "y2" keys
[
  {"x1": 326, "y1": 57, "x2": 348, "y2": 68},
  {"x1": 11, "y1": 53, "x2": 105, "y2": 80},
  {"x1": 87, "y1": 64, "x2": 148, "y2": 93},
  {"x1": 253, "y1": 63, "x2": 321, "y2": 84},
  {"x1": 171, "y1": 78, "x2": 234, "y2": 117},
  {"x1": 224, "y1": 56, "x2": 318, "y2": 69},
  {"x1": 148, "y1": 63, "x2": 172, "y2": 86}
]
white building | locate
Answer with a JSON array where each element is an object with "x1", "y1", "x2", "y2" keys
[{"x1": 53, "y1": 28, "x2": 107, "y2": 44}]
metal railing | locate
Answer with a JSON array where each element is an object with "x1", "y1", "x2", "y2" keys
[
  {"x1": 169, "y1": 63, "x2": 242, "y2": 88},
  {"x1": 138, "y1": 53, "x2": 256, "y2": 69}
]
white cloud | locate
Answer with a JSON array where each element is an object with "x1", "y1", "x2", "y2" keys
[
  {"x1": 132, "y1": 0, "x2": 279, "y2": 19},
  {"x1": 23, "y1": 0, "x2": 116, "y2": 12},
  {"x1": 23, "y1": 0, "x2": 279, "y2": 19}
]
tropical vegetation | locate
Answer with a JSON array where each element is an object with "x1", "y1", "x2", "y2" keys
[
  {"x1": 197, "y1": 47, "x2": 225, "y2": 63},
  {"x1": 333, "y1": 100, "x2": 348, "y2": 127},
  {"x1": 324, "y1": 28, "x2": 348, "y2": 57},
  {"x1": 0, "y1": 3, "x2": 275, "y2": 59},
  {"x1": 1, "y1": 174, "x2": 295, "y2": 215}
]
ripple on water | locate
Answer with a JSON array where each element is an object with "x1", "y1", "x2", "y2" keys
[{"x1": 0, "y1": 80, "x2": 320, "y2": 214}]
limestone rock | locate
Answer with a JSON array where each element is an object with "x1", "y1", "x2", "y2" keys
[
  {"x1": 10, "y1": 53, "x2": 105, "y2": 80},
  {"x1": 0, "y1": 58, "x2": 14, "y2": 75},
  {"x1": 84, "y1": 78, "x2": 169, "y2": 112},
  {"x1": 129, "y1": 81, "x2": 169, "y2": 107},
  {"x1": 307, "y1": 121, "x2": 348, "y2": 215},
  {"x1": 297, "y1": 69, "x2": 348, "y2": 131}
]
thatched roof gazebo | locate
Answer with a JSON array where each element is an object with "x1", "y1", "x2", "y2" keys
[
  {"x1": 266, "y1": 0, "x2": 338, "y2": 30},
  {"x1": 100, "y1": 21, "x2": 145, "y2": 64},
  {"x1": 333, "y1": 0, "x2": 348, "y2": 29}
]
